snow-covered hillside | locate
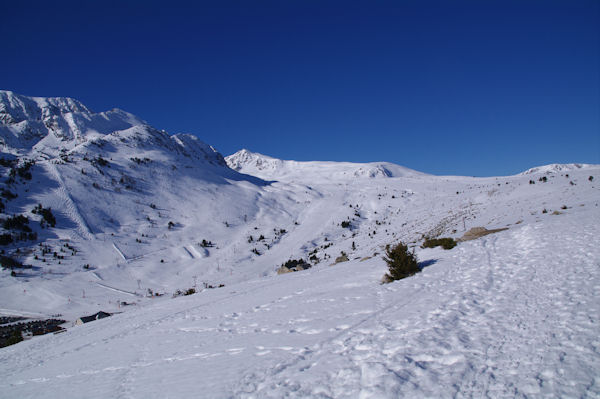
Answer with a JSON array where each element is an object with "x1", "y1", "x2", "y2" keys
[
  {"x1": 1, "y1": 91, "x2": 599, "y2": 398},
  {"x1": 519, "y1": 163, "x2": 596, "y2": 175},
  {"x1": 1, "y1": 199, "x2": 599, "y2": 398},
  {"x1": 226, "y1": 148, "x2": 425, "y2": 181},
  {"x1": 0, "y1": 92, "x2": 303, "y2": 320}
]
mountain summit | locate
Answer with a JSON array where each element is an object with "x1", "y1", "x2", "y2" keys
[
  {"x1": 0, "y1": 90, "x2": 229, "y2": 168},
  {"x1": 0, "y1": 90, "x2": 145, "y2": 156}
]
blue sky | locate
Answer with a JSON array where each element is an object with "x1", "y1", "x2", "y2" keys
[{"x1": 2, "y1": 0, "x2": 598, "y2": 176}]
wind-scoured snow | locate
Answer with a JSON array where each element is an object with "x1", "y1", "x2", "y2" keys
[{"x1": 0, "y1": 92, "x2": 599, "y2": 398}]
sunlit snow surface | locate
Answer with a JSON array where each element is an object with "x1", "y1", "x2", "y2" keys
[
  {"x1": 1, "y1": 208, "x2": 599, "y2": 398},
  {"x1": 0, "y1": 91, "x2": 599, "y2": 397}
]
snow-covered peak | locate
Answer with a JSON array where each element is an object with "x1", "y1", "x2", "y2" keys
[
  {"x1": 0, "y1": 90, "x2": 91, "y2": 124},
  {"x1": 519, "y1": 163, "x2": 597, "y2": 175},
  {"x1": 0, "y1": 90, "x2": 145, "y2": 156},
  {"x1": 226, "y1": 149, "x2": 425, "y2": 181},
  {"x1": 226, "y1": 149, "x2": 283, "y2": 173}
]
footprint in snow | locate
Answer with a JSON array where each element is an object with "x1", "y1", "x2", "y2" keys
[{"x1": 227, "y1": 348, "x2": 245, "y2": 355}]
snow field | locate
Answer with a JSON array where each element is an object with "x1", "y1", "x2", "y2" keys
[
  {"x1": 1, "y1": 207, "x2": 599, "y2": 398},
  {"x1": 234, "y1": 212, "x2": 600, "y2": 398}
]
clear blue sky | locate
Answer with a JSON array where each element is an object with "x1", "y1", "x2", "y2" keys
[{"x1": 2, "y1": 0, "x2": 599, "y2": 176}]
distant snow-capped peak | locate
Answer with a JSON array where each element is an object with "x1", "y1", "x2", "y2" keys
[
  {"x1": 225, "y1": 149, "x2": 425, "y2": 181},
  {"x1": 225, "y1": 149, "x2": 282, "y2": 172},
  {"x1": 519, "y1": 163, "x2": 596, "y2": 175}
]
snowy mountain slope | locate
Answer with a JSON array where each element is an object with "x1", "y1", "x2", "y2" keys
[
  {"x1": 1, "y1": 110, "x2": 599, "y2": 322},
  {"x1": 226, "y1": 149, "x2": 426, "y2": 181},
  {"x1": 0, "y1": 205, "x2": 598, "y2": 398},
  {"x1": 0, "y1": 91, "x2": 599, "y2": 397},
  {"x1": 0, "y1": 92, "x2": 304, "y2": 319}
]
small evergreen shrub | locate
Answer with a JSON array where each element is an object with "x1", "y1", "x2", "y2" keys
[
  {"x1": 281, "y1": 258, "x2": 309, "y2": 270},
  {"x1": 200, "y1": 239, "x2": 213, "y2": 247},
  {"x1": 383, "y1": 242, "x2": 420, "y2": 282},
  {"x1": 0, "y1": 158, "x2": 15, "y2": 168},
  {"x1": 422, "y1": 237, "x2": 457, "y2": 250},
  {"x1": 1, "y1": 189, "x2": 17, "y2": 200},
  {"x1": 2, "y1": 215, "x2": 31, "y2": 232},
  {"x1": 93, "y1": 156, "x2": 109, "y2": 167},
  {"x1": 4, "y1": 330, "x2": 23, "y2": 347},
  {"x1": 0, "y1": 255, "x2": 23, "y2": 269},
  {"x1": 0, "y1": 234, "x2": 12, "y2": 245},
  {"x1": 16, "y1": 160, "x2": 34, "y2": 180},
  {"x1": 341, "y1": 220, "x2": 351, "y2": 229},
  {"x1": 32, "y1": 204, "x2": 56, "y2": 227},
  {"x1": 131, "y1": 157, "x2": 151, "y2": 165}
]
